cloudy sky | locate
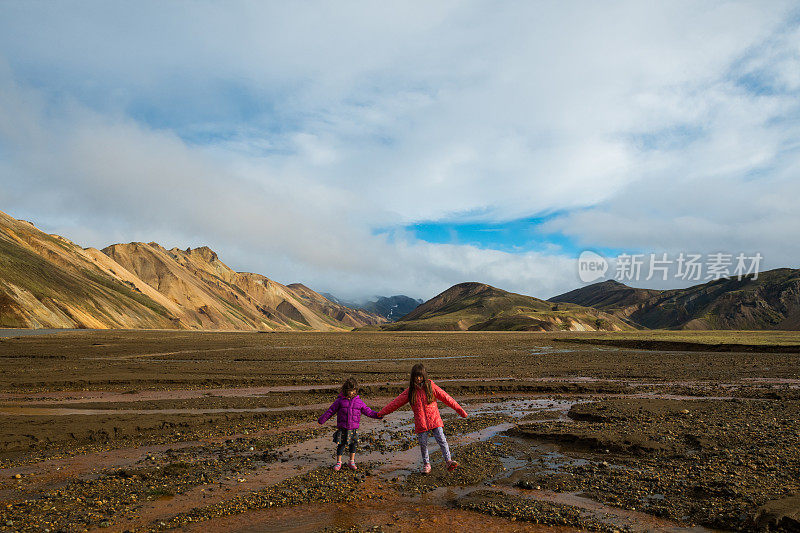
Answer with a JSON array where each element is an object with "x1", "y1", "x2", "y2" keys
[{"x1": 1, "y1": 1, "x2": 799, "y2": 301}]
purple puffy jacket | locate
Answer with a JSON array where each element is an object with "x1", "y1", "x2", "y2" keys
[{"x1": 318, "y1": 394, "x2": 380, "y2": 430}]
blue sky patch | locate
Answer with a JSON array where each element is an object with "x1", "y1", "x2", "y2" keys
[{"x1": 404, "y1": 214, "x2": 624, "y2": 258}]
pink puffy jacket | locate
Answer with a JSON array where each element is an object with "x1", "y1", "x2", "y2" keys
[{"x1": 378, "y1": 381, "x2": 467, "y2": 433}]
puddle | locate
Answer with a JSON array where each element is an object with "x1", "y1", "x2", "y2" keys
[
  {"x1": 285, "y1": 355, "x2": 479, "y2": 363},
  {"x1": 0, "y1": 404, "x2": 329, "y2": 416},
  {"x1": 467, "y1": 399, "x2": 578, "y2": 418},
  {"x1": 743, "y1": 377, "x2": 800, "y2": 384},
  {"x1": 529, "y1": 447, "x2": 591, "y2": 474},
  {"x1": 631, "y1": 393, "x2": 736, "y2": 401},
  {"x1": 0, "y1": 377, "x2": 552, "y2": 404},
  {"x1": 81, "y1": 346, "x2": 243, "y2": 361},
  {"x1": 532, "y1": 376, "x2": 606, "y2": 382},
  {"x1": 0, "y1": 393, "x2": 579, "y2": 424},
  {"x1": 0, "y1": 384, "x2": 349, "y2": 405},
  {"x1": 528, "y1": 347, "x2": 576, "y2": 355}
]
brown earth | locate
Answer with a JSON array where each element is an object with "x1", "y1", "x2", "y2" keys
[{"x1": 0, "y1": 330, "x2": 798, "y2": 532}]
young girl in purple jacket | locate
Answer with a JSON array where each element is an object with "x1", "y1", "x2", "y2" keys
[{"x1": 318, "y1": 378, "x2": 381, "y2": 471}]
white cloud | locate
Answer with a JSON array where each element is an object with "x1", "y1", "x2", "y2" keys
[{"x1": 1, "y1": 1, "x2": 799, "y2": 299}]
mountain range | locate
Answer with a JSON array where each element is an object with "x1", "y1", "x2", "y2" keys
[
  {"x1": 323, "y1": 294, "x2": 425, "y2": 322},
  {"x1": 367, "y1": 282, "x2": 632, "y2": 332},
  {"x1": 2, "y1": 209, "x2": 799, "y2": 331},
  {"x1": 0, "y1": 210, "x2": 385, "y2": 330}
]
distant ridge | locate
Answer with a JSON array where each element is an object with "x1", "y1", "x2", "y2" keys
[
  {"x1": 0, "y1": 210, "x2": 385, "y2": 330},
  {"x1": 549, "y1": 271, "x2": 800, "y2": 330},
  {"x1": 366, "y1": 282, "x2": 632, "y2": 332},
  {"x1": 4, "y1": 208, "x2": 799, "y2": 332},
  {"x1": 321, "y1": 293, "x2": 424, "y2": 322}
]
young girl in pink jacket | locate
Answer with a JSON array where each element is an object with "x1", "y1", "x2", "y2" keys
[{"x1": 378, "y1": 363, "x2": 467, "y2": 474}]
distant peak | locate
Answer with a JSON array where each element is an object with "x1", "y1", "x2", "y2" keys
[
  {"x1": 597, "y1": 279, "x2": 628, "y2": 287},
  {"x1": 449, "y1": 281, "x2": 495, "y2": 292},
  {"x1": 287, "y1": 283, "x2": 314, "y2": 293},
  {"x1": 447, "y1": 282, "x2": 506, "y2": 296},
  {"x1": 185, "y1": 246, "x2": 218, "y2": 262},
  {"x1": 103, "y1": 242, "x2": 142, "y2": 251}
]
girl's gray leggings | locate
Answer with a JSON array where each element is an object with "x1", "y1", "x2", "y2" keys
[{"x1": 417, "y1": 427, "x2": 452, "y2": 463}]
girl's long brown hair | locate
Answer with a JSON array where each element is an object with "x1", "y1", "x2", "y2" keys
[{"x1": 409, "y1": 364, "x2": 434, "y2": 404}]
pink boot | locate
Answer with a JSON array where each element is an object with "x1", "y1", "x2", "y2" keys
[
  {"x1": 422, "y1": 463, "x2": 431, "y2": 474},
  {"x1": 333, "y1": 461, "x2": 342, "y2": 471},
  {"x1": 348, "y1": 461, "x2": 357, "y2": 471}
]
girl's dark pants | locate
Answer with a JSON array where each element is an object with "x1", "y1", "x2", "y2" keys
[{"x1": 335, "y1": 429, "x2": 358, "y2": 455}]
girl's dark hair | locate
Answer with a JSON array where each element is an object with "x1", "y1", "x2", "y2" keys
[
  {"x1": 340, "y1": 377, "x2": 358, "y2": 396},
  {"x1": 409, "y1": 363, "x2": 434, "y2": 404}
]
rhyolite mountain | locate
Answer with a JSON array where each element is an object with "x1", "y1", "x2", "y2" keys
[
  {"x1": 364, "y1": 282, "x2": 632, "y2": 331},
  {"x1": 0, "y1": 212, "x2": 175, "y2": 329},
  {"x1": 0, "y1": 210, "x2": 385, "y2": 330},
  {"x1": 549, "y1": 271, "x2": 800, "y2": 330}
]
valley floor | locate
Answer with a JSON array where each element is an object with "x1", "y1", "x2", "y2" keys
[{"x1": 0, "y1": 330, "x2": 798, "y2": 532}]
